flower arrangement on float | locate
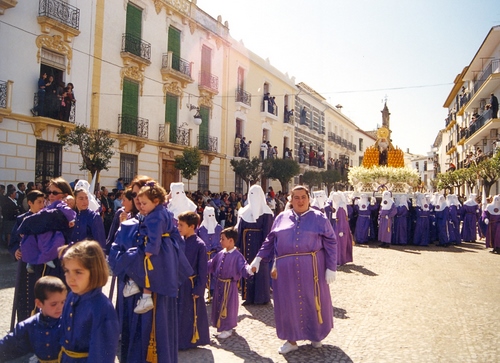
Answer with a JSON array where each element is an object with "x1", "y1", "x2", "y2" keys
[{"x1": 348, "y1": 166, "x2": 420, "y2": 194}]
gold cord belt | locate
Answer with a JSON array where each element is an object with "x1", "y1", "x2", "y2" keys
[
  {"x1": 58, "y1": 346, "x2": 89, "y2": 360},
  {"x1": 189, "y1": 275, "x2": 200, "y2": 343},
  {"x1": 276, "y1": 250, "x2": 323, "y2": 324},
  {"x1": 216, "y1": 278, "x2": 232, "y2": 328}
]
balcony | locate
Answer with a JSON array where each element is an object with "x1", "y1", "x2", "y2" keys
[
  {"x1": 260, "y1": 99, "x2": 278, "y2": 123},
  {"x1": 197, "y1": 134, "x2": 217, "y2": 152},
  {"x1": 235, "y1": 88, "x2": 251, "y2": 110},
  {"x1": 462, "y1": 109, "x2": 500, "y2": 146},
  {"x1": 158, "y1": 123, "x2": 190, "y2": 146},
  {"x1": 0, "y1": 0, "x2": 17, "y2": 15},
  {"x1": 460, "y1": 59, "x2": 500, "y2": 114},
  {"x1": 118, "y1": 114, "x2": 148, "y2": 138},
  {"x1": 121, "y1": 33, "x2": 151, "y2": 70},
  {"x1": 37, "y1": 0, "x2": 80, "y2": 42},
  {"x1": 160, "y1": 52, "x2": 193, "y2": 87},
  {"x1": 198, "y1": 71, "x2": 218, "y2": 95},
  {"x1": 32, "y1": 92, "x2": 75, "y2": 123}
]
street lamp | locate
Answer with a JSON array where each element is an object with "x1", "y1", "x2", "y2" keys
[{"x1": 187, "y1": 103, "x2": 202, "y2": 126}]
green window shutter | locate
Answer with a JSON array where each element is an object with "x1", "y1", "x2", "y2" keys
[
  {"x1": 199, "y1": 106, "x2": 210, "y2": 150},
  {"x1": 168, "y1": 27, "x2": 181, "y2": 71},
  {"x1": 126, "y1": 4, "x2": 142, "y2": 38},
  {"x1": 165, "y1": 94, "x2": 178, "y2": 143},
  {"x1": 121, "y1": 79, "x2": 139, "y2": 135}
]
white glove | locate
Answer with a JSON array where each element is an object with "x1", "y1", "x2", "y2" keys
[
  {"x1": 385, "y1": 215, "x2": 388, "y2": 219},
  {"x1": 338, "y1": 232, "x2": 344, "y2": 237},
  {"x1": 250, "y1": 256, "x2": 262, "y2": 274},
  {"x1": 325, "y1": 269, "x2": 336, "y2": 284},
  {"x1": 484, "y1": 218, "x2": 489, "y2": 225},
  {"x1": 245, "y1": 265, "x2": 254, "y2": 276}
]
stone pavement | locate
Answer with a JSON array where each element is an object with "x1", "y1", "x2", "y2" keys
[{"x1": 1, "y1": 240, "x2": 499, "y2": 362}]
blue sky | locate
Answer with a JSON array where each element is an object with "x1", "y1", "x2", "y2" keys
[{"x1": 199, "y1": 0, "x2": 500, "y2": 155}]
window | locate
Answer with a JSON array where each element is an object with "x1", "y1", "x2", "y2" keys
[
  {"x1": 359, "y1": 138, "x2": 364, "y2": 152},
  {"x1": 120, "y1": 154, "x2": 138, "y2": 185},
  {"x1": 168, "y1": 26, "x2": 181, "y2": 71},
  {"x1": 165, "y1": 94, "x2": 178, "y2": 143},
  {"x1": 424, "y1": 161, "x2": 427, "y2": 171},
  {"x1": 121, "y1": 79, "x2": 139, "y2": 134},
  {"x1": 235, "y1": 174, "x2": 243, "y2": 194},
  {"x1": 415, "y1": 162, "x2": 419, "y2": 171},
  {"x1": 198, "y1": 106, "x2": 210, "y2": 150},
  {"x1": 197, "y1": 165, "x2": 209, "y2": 191},
  {"x1": 237, "y1": 67, "x2": 245, "y2": 90},
  {"x1": 125, "y1": 3, "x2": 142, "y2": 57},
  {"x1": 35, "y1": 140, "x2": 62, "y2": 183}
]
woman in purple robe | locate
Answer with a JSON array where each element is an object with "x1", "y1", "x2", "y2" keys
[
  {"x1": 392, "y1": 194, "x2": 409, "y2": 245},
  {"x1": 251, "y1": 185, "x2": 337, "y2": 354},
  {"x1": 434, "y1": 195, "x2": 451, "y2": 247},
  {"x1": 330, "y1": 192, "x2": 353, "y2": 265},
  {"x1": 413, "y1": 193, "x2": 431, "y2": 246},
  {"x1": 483, "y1": 195, "x2": 500, "y2": 253},
  {"x1": 460, "y1": 193, "x2": 480, "y2": 242},
  {"x1": 378, "y1": 191, "x2": 397, "y2": 248},
  {"x1": 236, "y1": 185, "x2": 274, "y2": 305}
]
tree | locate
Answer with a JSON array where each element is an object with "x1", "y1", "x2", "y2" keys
[
  {"x1": 477, "y1": 153, "x2": 500, "y2": 196},
  {"x1": 174, "y1": 147, "x2": 202, "y2": 191},
  {"x1": 301, "y1": 170, "x2": 322, "y2": 191},
  {"x1": 230, "y1": 157, "x2": 262, "y2": 193},
  {"x1": 57, "y1": 124, "x2": 115, "y2": 186},
  {"x1": 262, "y1": 158, "x2": 300, "y2": 192},
  {"x1": 458, "y1": 166, "x2": 478, "y2": 196},
  {"x1": 321, "y1": 169, "x2": 341, "y2": 195}
]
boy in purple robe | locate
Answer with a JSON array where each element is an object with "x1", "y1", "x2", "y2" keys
[
  {"x1": 177, "y1": 211, "x2": 210, "y2": 349},
  {"x1": 18, "y1": 197, "x2": 76, "y2": 271},
  {"x1": 236, "y1": 185, "x2": 273, "y2": 305},
  {"x1": 0, "y1": 276, "x2": 66, "y2": 362},
  {"x1": 208, "y1": 227, "x2": 253, "y2": 339},
  {"x1": 378, "y1": 191, "x2": 397, "y2": 248},
  {"x1": 354, "y1": 194, "x2": 377, "y2": 244}
]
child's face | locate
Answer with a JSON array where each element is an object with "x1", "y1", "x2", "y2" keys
[
  {"x1": 220, "y1": 234, "x2": 234, "y2": 250},
  {"x1": 63, "y1": 259, "x2": 91, "y2": 295},
  {"x1": 138, "y1": 195, "x2": 159, "y2": 215},
  {"x1": 28, "y1": 197, "x2": 45, "y2": 213},
  {"x1": 36, "y1": 291, "x2": 67, "y2": 319},
  {"x1": 177, "y1": 220, "x2": 195, "y2": 237},
  {"x1": 64, "y1": 196, "x2": 75, "y2": 209},
  {"x1": 75, "y1": 192, "x2": 89, "y2": 211}
]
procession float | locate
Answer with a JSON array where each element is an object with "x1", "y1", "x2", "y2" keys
[{"x1": 348, "y1": 125, "x2": 420, "y2": 195}]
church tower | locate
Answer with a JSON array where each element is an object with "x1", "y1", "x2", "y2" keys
[{"x1": 381, "y1": 101, "x2": 390, "y2": 130}]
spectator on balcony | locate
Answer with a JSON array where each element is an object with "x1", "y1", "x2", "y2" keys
[
  {"x1": 61, "y1": 83, "x2": 75, "y2": 122},
  {"x1": 284, "y1": 105, "x2": 293, "y2": 123},
  {"x1": 263, "y1": 92, "x2": 270, "y2": 111},
  {"x1": 284, "y1": 147, "x2": 291, "y2": 159},
  {"x1": 45, "y1": 75, "x2": 59, "y2": 119},
  {"x1": 269, "y1": 96, "x2": 276, "y2": 114},
  {"x1": 31, "y1": 72, "x2": 47, "y2": 117},
  {"x1": 300, "y1": 106, "x2": 308, "y2": 125},
  {"x1": 309, "y1": 146, "x2": 316, "y2": 166},
  {"x1": 239, "y1": 137, "x2": 247, "y2": 157},
  {"x1": 235, "y1": 134, "x2": 241, "y2": 157},
  {"x1": 490, "y1": 93, "x2": 499, "y2": 119},
  {"x1": 260, "y1": 141, "x2": 268, "y2": 160},
  {"x1": 299, "y1": 143, "x2": 306, "y2": 163},
  {"x1": 268, "y1": 144, "x2": 276, "y2": 159},
  {"x1": 273, "y1": 146, "x2": 278, "y2": 159}
]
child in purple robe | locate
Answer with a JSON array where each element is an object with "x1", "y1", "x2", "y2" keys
[
  {"x1": 208, "y1": 227, "x2": 253, "y2": 339},
  {"x1": 197, "y1": 206, "x2": 222, "y2": 300},
  {"x1": 378, "y1": 191, "x2": 397, "y2": 248},
  {"x1": 0, "y1": 276, "x2": 66, "y2": 362},
  {"x1": 177, "y1": 211, "x2": 210, "y2": 349},
  {"x1": 19, "y1": 198, "x2": 76, "y2": 272},
  {"x1": 59, "y1": 240, "x2": 119, "y2": 362}
]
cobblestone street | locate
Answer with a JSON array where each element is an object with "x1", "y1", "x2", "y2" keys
[{"x1": 1, "y1": 240, "x2": 499, "y2": 362}]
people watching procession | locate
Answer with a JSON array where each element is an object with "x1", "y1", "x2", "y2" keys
[{"x1": 2, "y1": 171, "x2": 500, "y2": 361}]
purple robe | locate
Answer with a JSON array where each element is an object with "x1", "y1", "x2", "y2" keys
[
  {"x1": 392, "y1": 206, "x2": 409, "y2": 245},
  {"x1": 429, "y1": 205, "x2": 438, "y2": 242},
  {"x1": 177, "y1": 235, "x2": 210, "y2": 350},
  {"x1": 71, "y1": 209, "x2": 106, "y2": 248},
  {"x1": 378, "y1": 204, "x2": 397, "y2": 243},
  {"x1": 448, "y1": 205, "x2": 460, "y2": 244},
  {"x1": 59, "y1": 288, "x2": 119, "y2": 363},
  {"x1": 237, "y1": 213, "x2": 273, "y2": 304},
  {"x1": 197, "y1": 225, "x2": 222, "y2": 291},
  {"x1": 435, "y1": 206, "x2": 450, "y2": 246},
  {"x1": 257, "y1": 208, "x2": 337, "y2": 342},
  {"x1": 354, "y1": 206, "x2": 377, "y2": 243},
  {"x1": 413, "y1": 208, "x2": 430, "y2": 246},
  {"x1": 332, "y1": 208, "x2": 353, "y2": 265},
  {"x1": 460, "y1": 204, "x2": 480, "y2": 242},
  {"x1": 207, "y1": 249, "x2": 251, "y2": 332},
  {"x1": 483, "y1": 212, "x2": 500, "y2": 249}
]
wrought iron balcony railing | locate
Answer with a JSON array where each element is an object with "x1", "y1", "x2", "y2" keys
[
  {"x1": 464, "y1": 109, "x2": 492, "y2": 139},
  {"x1": 235, "y1": 88, "x2": 251, "y2": 106},
  {"x1": 0, "y1": 81, "x2": 6, "y2": 109},
  {"x1": 162, "y1": 53, "x2": 192, "y2": 78},
  {"x1": 261, "y1": 99, "x2": 278, "y2": 116},
  {"x1": 197, "y1": 134, "x2": 217, "y2": 152},
  {"x1": 118, "y1": 114, "x2": 148, "y2": 138},
  {"x1": 198, "y1": 71, "x2": 218, "y2": 93},
  {"x1": 473, "y1": 59, "x2": 499, "y2": 97},
  {"x1": 38, "y1": 0, "x2": 80, "y2": 30},
  {"x1": 122, "y1": 33, "x2": 151, "y2": 62},
  {"x1": 33, "y1": 92, "x2": 75, "y2": 123},
  {"x1": 327, "y1": 132, "x2": 335, "y2": 142},
  {"x1": 158, "y1": 123, "x2": 190, "y2": 145}
]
